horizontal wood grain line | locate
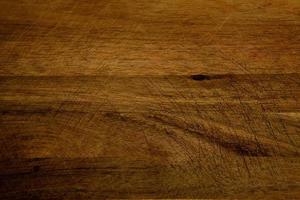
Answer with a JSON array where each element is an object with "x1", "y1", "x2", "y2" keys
[{"x1": 0, "y1": 157, "x2": 299, "y2": 199}]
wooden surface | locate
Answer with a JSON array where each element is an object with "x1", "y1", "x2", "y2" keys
[{"x1": 0, "y1": 0, "x2": 300, "y2": 199}]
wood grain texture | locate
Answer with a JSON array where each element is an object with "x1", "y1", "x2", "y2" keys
[{"x1": 0, "y1": 0, "x2": 299, "y2": 199}]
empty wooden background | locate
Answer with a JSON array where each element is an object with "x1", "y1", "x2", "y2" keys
[{"x1": 0, "y1": 0, "x2": 299, "y2": 199}]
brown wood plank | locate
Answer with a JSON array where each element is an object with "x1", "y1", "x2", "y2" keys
[
  {"x1": 0, "y1": 0, "x2": 299, "y2": 76},
  {"x1": 0, "y1": 0, "x2": 299, "y2": 199}
]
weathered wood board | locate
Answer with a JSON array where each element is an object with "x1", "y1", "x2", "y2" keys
[{"x1": 0, "y1": 0, "x2": 299, "y2": 199}]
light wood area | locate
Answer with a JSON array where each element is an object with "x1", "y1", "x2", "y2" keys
[{"x1": 0, "y1": 0, "x2": 299, "y2": 199}]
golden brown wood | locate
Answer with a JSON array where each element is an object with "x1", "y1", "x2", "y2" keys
[{"x1": 0, "y1": 0, "x2": 299, "y2": 199}]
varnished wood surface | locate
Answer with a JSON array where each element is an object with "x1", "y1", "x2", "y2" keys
[{"x1": 0, "y1": 0, "x2": 300, "y2": 199}]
